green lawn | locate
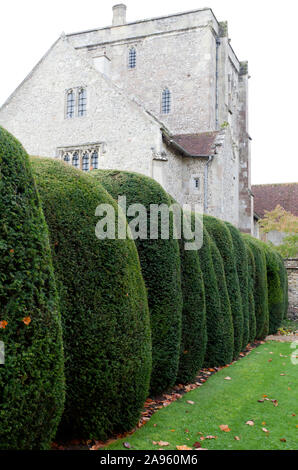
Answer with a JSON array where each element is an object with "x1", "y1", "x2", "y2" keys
[{"x1": 105, "y1": 342, "x2": 297, "y2": 450}]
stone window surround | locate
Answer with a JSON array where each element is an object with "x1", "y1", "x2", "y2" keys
[
  {"x1": 57, "y1": 142, "x2": 106, "y2": 171},
  {"x1": 128, "y1": 46, "x2": 137, "y2": 69},
  {"x1": 161, "y1": 87, "x2": 172, "y2": 115},
  {"x1": 65, "y1": 86, "x2": 88, "y2": 119}
]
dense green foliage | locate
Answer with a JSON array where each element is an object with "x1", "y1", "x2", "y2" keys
[
  {"x1": 262, "y1": 244, "x2": 285, "y2": 335},
  {"x1": 0, "y1": 128, "x2": 65, "y2": 449},
  {"x1": 225, "y1": 222, "x2": 250, "y2": 349},
  {"x1": 242, "y1": 235, "x2": 269, "y2": 339},
  {"x1": 31, "y1": 159, "x2": 152, "y2": 440},
  {"x1": 197, "y1": 227, "x2": 234, "y2": 367},
  {"x1": 91, "y1": 170, "x2": 182, "y2": 395},
  {"x1": 246, "y1": 244, "x2": 257, "y2": 343},
  {"x1": 204, "y1": 216, "x2": 243, "y2": 359},
  {"x1": 176, "y1": 211, "x2": 207, "y2": 384}
]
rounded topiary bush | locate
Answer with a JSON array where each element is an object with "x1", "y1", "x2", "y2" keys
[
  {"x1": 263, "y1": 245, "x2": 284, "y2": 335},
  {"x1": 242, "y1": 235, "x2": 269, "y2": 339},
  {"x1": 0, "y1": 127, "x2": 65, "y2": 449},
  {"x1": 31, "y1": 158, "x2": 152, "y2": 440},
  {"x1": 204, "y1": 215, "x2": 243, "y2": 359},
  {"x1": 92, "y1": 170, "x2": 182, "y2": 395},
  {"x1": 175, "y1": 210, "x2": 207, "y2": 384},
  {"x1": 197, "y1": 226, "x2": 234, "y2": 367},
  {"x1": 225, "y1": 222, "x2": 250, "y2": 349},
  {"x1": 246, "y1": 244, "x2": 257, "y2": 343}
]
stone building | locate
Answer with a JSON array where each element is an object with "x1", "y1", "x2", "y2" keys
[{"x1": 0, "y1": 4, "x2": 253, "y2": 232}]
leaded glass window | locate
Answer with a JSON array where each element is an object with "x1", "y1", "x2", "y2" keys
[
  {"x1": 66, "y1": 90, "x2": 75, "y2": 118},
  {"x1": 91, "y1": 151, "x2": 98, "y2": 170},
  {"x1": 161, "y1": 88, "x2": 171, "y2": 114},
  {"x1": 63, "y1": 153, "x2": 71, "y2": 163},
  {"x1": 128, "y1": 47, "x2": 136, "y2": 69},
  {"x1": 82, "y1": 152, "x2": 89, "y2": 172},
  {"x1": 72, "y1": 152, "x2": 79, "y2": 168},
  {"x1": 78, "y1": 88, "x2": 87, "y2": 117}
]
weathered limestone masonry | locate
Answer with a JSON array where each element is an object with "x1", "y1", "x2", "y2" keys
[
  {"x1": 0, "y1": 4, "x2": 253, "y2": 232},
  {"x1": 285, "y1": 259, "x2": 298, "y2": 321}
]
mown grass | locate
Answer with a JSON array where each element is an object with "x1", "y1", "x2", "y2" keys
[{"x1": 105, "y1": 342, "x2": 297, "y2": 450}]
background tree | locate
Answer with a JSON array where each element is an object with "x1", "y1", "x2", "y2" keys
[{"x1": 258, "y1": 205, "x2": 298, "y2": 258}]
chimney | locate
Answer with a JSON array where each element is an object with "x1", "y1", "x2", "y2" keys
[{"x1": 112, "y1": 4, "x2": 127, "y2": 26}]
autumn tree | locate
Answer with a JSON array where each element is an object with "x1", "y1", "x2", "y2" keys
[{"x1": 258, "y1": 205, "x2": 298, "y2": 258}]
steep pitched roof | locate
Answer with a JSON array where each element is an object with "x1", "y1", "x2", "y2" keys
[
  {"x1": 163, "y1": 131, "x2": 221, "y2": 157},
  {"x1": 252, "y1": 183, "x2": 298, "y2": 218}
]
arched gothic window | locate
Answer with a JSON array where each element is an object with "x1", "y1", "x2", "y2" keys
[
  {"x1": 72, "y1": 152, "x2": 79, "y2": 168},
  {"x1": 63, "y1": 153, "x2": 71, "y2": 163},
  {"x1": 128, "y1": 47, "x2": 136, "y2": 69},
  {"x1": 82, "y1": 152, "x2": 89, "y2": 172},
  {"x1": 161, "y1": 88, "x2": 171, "y2": 114},
  {"x1": 66, "y1": 90, "x2": 75, "y2": 118},
  {"x1": 91, "y1": 151, "x2": 98, "y2": 170},
  {"x1": 78, "y1": 88, "x2": 87, "y2": 117}
]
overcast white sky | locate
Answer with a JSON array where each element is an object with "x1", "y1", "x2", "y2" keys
[{"x1": 0, "y1": 0, "x2": 297, "y2": 184}]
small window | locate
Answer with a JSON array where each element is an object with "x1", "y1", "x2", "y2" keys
[
  {"x1": 161, "y1": 88, "x2": 171, "y2": 114},
  {"x1": 128, "y1": 47, "x2": 136, "y2": 69},
  {"x1": 72, "y1": 152, "x2": 79, "y2": 168},
  {"x1": 82, "y1": 152, "x2": 89, "y2": 172},
  {"x1": 66, "y1": 90, "x2": 75, "y2": 118},
  {"x1": 194, "y1": 178, "x2": 200, "y2": 189},
  {"x1": 78, "y1": 88, "x2": 87, "y2": 117},
  {"x1": 91, "y1": 150, "x2": 98, "y2": 170}
]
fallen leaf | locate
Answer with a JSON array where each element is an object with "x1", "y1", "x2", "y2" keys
[
  {"x1": 234, "y1": 436, "x2": 240, "y2": 441},
  {"x1": 157, "y1": 441, "x2": 169, "y2": 447},
  {"x1": 262, "y1": 421, "x2": 266, "y2": 425},
  {"x1": 170, "y1": 429, "x2": 175, "y2": 432},
  {"x1": 280, "y1": 438, "x2": 286, "y2": 442},
  {"x1": 200, "y1": 436, "x2": 205, "y2": 441},
  {"x1": 193, "y1": 441, "x2": 201, "y2": 449},
  {"x1": 246, "y1": 420, "x2": 254, "y2": 426},
  {"x1": 176, "y1": 445, "x2": 193, "y2": 450},
  {"x1": 258, "y1": 399, "x2": 265, "y2": 403},
  {"x1": 22, "y1": 316, "x2": 31, "y2": 326},
  {"x1": 219, "y1": 424, "x2": 231, "y2": 432},
  {"x1": 272, "y1": 399, "x2": 278, "y2": 407},
  {"x1": 123, "y1": 442, "x2": 131, "y2": 449},
  {"x1": 224, "y1": 376, "x2": 232, "y2": 380},
  {"x1": 187, "y1": 400, "x2": 195, "y2": 405},
  {"x1": 184, "y1": 429, "x2": 189, "y2": 433},
  {"x1": 262, "y1": 428, "x2": 269, "y2": 433},
  {"x1": 205, "y1": 435, "x2": 217, "y2": 439}
]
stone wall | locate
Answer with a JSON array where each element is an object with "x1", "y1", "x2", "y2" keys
[{"x1": 285, "y1": 258, "x2": 298, "y2": 321}]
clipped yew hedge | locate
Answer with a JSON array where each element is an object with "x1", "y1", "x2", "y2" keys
[
  {"x1": 225, "y1": 222, "x2": 250, "y2": 349},
  {"x1": 197, "y1": 226, "x2": 234, "y2": 367},
  {"x1": 246, "y1": 244, "x2": 257, "y2": 343},
  {"x1": 175, "y1": 210, "x2": 207, "y2": 384},
  {"x1": 262, "y1": 244, "x2": 285, "y2": 335},
  {"x1": 276, "y1": 253, "x2": 288, "y2": 319},
  {"x1": 204, "y1": 215, "x2": 243, "y2": 359},
  {"x1": 242, "y1": 235, "x2": 269, "y2": 339},
  {"x1": 0, "y1": 128, "x2": 65, "y2": 449},
  {"x1": 31, "y1": 158, "x2": 152, "y2": 440},
  {"x1": 91, "y1": 170, "x2": 182, "y2": 395}
]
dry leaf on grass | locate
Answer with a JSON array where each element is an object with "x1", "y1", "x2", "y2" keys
[
  {"x1": 219, "y1": 424, "x2": 231, "y2": 432},
  {"x1": 246, "y1": 420, "x2": 254, "y2": 426},
  {"x1": 176, "y1": 445, "x2": 193, "y2": 450},
  {"x1": 224, "y1": 376, "x2": 232, "y2": 380},
  {"x1": 234, "y1": 436, "x2": 240, "y2": 441},
  {"x1": 187, "y1": 400, "x2": 195, "y2": 405}
]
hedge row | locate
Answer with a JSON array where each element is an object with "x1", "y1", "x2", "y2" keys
[{"x1": 0, "y1": 129, "x2": 289, "y2": 448}]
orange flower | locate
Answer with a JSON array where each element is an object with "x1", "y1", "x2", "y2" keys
[
  {"x1": 0, "y1": 320, "x2": 8, "y2": 329},
  {"x1": 22, "y1": 316, "x2": 31, "y2": 326},
  {"x1": 9, "y1": 249, "x2": 14, "y2": 254}
]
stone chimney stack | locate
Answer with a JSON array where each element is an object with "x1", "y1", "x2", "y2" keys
[{"x1": 112, "y1": 4, "x2": 127, "y2": 26}]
